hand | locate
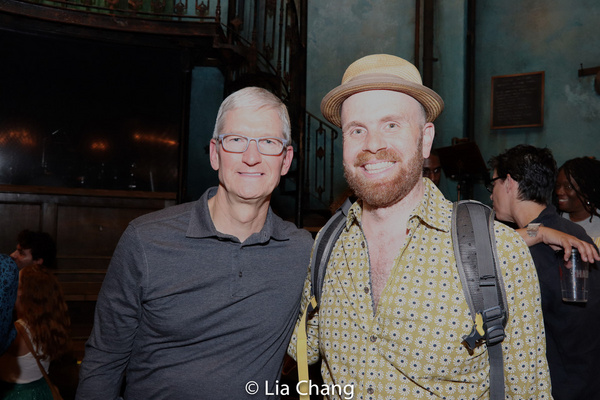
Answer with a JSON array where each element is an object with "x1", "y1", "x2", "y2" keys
[{"x1": 538, "y1": 227, "x2": 600, "y2": 262}]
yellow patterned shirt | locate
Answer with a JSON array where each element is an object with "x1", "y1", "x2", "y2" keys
[{"x1": 289, "y1": 180, "x2": 552, "y2": 400}]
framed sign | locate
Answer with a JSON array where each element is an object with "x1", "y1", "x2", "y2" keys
[{"x1": 491, "y1": 71, "x2": 544, "y2": 129}]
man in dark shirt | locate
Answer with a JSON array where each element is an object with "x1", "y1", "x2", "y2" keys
[
  {"x1": 489, "y1": 144, "x2": 600, "y2": 400},
  {"x1": 76, "y1": 87, "x2": 313, "y2": 399}
]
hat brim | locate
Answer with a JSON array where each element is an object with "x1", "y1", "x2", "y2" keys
[{"x1": 320, "y1": 73, "x2": 444, "y2": 127}]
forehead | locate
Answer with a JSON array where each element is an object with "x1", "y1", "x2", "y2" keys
[
  {"x1": 16, "y1": 244, "x2": 31, "y2": 254},
  {"x1": 341, "y1": 90, "x2": 423, "y2": 124},
  {"x1": 222, "y1": 107, "x2": 284, "y2": 138}
]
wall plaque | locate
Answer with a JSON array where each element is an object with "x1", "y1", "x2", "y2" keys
[{"x1": 491, "y1": 71, "x2": 544, "y2": 129}]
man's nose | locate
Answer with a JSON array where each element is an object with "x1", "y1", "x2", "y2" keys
[
  {"x1": 363, "y1": 131, "x2": 387, "y2": 153},
  {"x1": 242, "y1": 140, "x2": 262, "y2": 165}
]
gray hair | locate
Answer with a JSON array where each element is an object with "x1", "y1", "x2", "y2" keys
[{"x1": 212, "y1": 87, "x2": 291, "y2": 143}]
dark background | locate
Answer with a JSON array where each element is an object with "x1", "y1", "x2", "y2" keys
[{"x1": 0, "y1": 30, "x2": 183, "y2": 192}]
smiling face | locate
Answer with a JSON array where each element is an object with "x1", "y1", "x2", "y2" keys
[
  {"x1": 340, "y1": 90, "x2": 434, "y2": 209},
  {"x1": 209, "y1": 106, "x2": 293, "y2": 203},
  {"x1": 555, "y1": 168, "x2": 587, "y2": 217}
]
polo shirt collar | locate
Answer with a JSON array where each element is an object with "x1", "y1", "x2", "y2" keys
[
  {"x1": 186, "y1": 186, "x2": 289, "y2": 243},
  {"x1": 345, "y1": 178, "x2": 452, "y2": 233}
]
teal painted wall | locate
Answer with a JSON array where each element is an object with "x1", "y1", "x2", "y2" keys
[
  {"x1": 432, "y1": 0, "x2": 467, "y2": 201},
  {"x1": 186, "y1": 66, "x2": 224, "y2": 201},
  {"x1": 305, "y1": 1, "x2": 600, "y2": 205},
  {"x1": 472, "y1": 0, "x2": 600, "y2": 202},
  {"x1": 186, "y1": 1, "x2": 600, "y2": 209},
  {"x1": 306, "y1": 0, "x2": 419, "y2": 203},
  {"x1": 306, "y1": 1, "x2": 466, "y2": 202}
]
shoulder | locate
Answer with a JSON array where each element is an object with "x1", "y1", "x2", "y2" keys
[
  {"x1": 544, "y1": 213, "x2": 593, "y2": 243},
  {"x1": 271, "y1": 213, "x2": 314, "y2": 248},
  {"x1": 130, "y1": 201, "x2": 196, "y2": 228},
  {"x1": 493, "y1": 220, "x2": 532, "y2": 255}
]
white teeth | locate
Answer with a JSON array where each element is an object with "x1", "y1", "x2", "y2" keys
[
  {"x1": 241, "y1": 172, "x2": 262, "y2": 176},
  {"x1": 364, "y1": 161, "x2": 394, "y2": 171}
]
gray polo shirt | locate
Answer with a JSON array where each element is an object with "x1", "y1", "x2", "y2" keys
[{"x1": 77, "y1": 187, "x2": 313, "y2": 400}]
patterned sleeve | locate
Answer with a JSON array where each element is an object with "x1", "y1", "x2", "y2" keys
[
  {"x1": 494, "y1": 222, "x2": 553, "y2": 399},
  {"x1": 0, "y1": 254, "x2": 19, "y2": 356}
]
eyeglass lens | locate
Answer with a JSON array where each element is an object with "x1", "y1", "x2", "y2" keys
[{"x1": 221, "y1": 135, "x2": 285, "y2": 155}]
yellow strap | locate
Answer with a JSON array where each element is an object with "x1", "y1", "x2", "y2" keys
[
  {"x1": 475, "y1": 312, "x2": 485, "y2": 336},
  {"x1": 296, "y1": 296, "x2": 317, "y2": 400}
]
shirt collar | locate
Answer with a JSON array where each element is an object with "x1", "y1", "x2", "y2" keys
[
  {"x1": 186, "y1": 186, "x2": 289, "y2": 243},
  {"x1": 345, "y1": 178, "x2": 452, "y2": 233}
]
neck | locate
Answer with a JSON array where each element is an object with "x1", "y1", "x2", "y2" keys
[
  {"x1": 512, "y1": 201, "x2": 547, "y2": 228},
  {"x1": 568, "y1": 208, "x2": 591, "y2": 223},
  {"x1": 208, "y1": 187, "x2": 270, "y2": 242}
]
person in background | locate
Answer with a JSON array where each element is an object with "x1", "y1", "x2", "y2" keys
[
  {"x1": 555, "y1": 157, "x2": 600, "y2": 247},
  {"x1": 0, "y1": 265, "x2": 71, "y2": 399},
  {"x1": 289, "y1": 54, "x2": 552, "y2": 399},
  {"x1": 489, "y1": 145, "x2": 600, "y2": 400},
  {"x1": 0, "y1": 255, "x2": 18, "y2": 356},
  {"x1": 422, "y1": 148, "x2": 441, "y2": 186},
  {"x1": 10, "y1": 230, "x2": 57, "y2": 270},
  {"x1": 76, "y1": 87, "x2": 313, "y2": 399}
]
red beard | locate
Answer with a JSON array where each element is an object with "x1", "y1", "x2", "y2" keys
[{"x1": 344, "y1": 137, "x2": 423, "y2": 209}]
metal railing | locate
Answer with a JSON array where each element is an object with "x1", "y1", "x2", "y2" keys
[
  {"x1": 303, "y1": 111, "x2": 341, "y2": 211},
  {"x1": 14, "y1": 0, "x2": 221, "y2": 21}
]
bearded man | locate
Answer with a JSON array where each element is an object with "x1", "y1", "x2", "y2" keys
[{"x1": 288, "y1": 54, "x2": 552, "y2": 400}]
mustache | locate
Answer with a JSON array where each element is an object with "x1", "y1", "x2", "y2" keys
[{"x1": 354, "y1": 149, "x2": 402, "y2": 167}]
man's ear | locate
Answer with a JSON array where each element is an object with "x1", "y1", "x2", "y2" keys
[
  {"x1": 209, "y1": 139, "x2": 219, "y2": 171},
  {"x1": 505, "y1": 174, "x2": 519, "y2": 194},
  {"x1": 280, "y1": 146, "x2": 294, "y2": 176},
  {"x1": 421, "y1": 122, "x2": 435, "y2": 158}
]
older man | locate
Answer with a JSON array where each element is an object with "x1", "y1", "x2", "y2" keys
[
  {"x1": 77, "y1": 87, "x2": 313, "y2": 399},
  {"x1": 290, "y1": 54, "x2": 552, "y2": 399}
]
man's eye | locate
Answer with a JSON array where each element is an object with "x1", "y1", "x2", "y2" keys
[{"x1": 387, "y1": 123, "x2": 398, "y2": 129}]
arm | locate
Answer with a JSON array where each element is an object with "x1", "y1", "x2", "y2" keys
[
  {"x1": 517, "y1": 226, "x2": 600, "y2": 262},
  {"x1": 76, "y1": 226, "x2": 145, "y2": 400}
]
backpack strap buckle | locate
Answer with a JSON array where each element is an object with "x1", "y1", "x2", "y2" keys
[
  {"x1": 461, "y1": 306, "x2": 506, "y2": 353},
  {"x1": 481, "y1": 306, "x2": 505, "y2": 346}
]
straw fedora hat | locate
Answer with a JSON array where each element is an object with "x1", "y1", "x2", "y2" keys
[{"x1": 320, "y1": 54, "x2": 444, "y2": 127}]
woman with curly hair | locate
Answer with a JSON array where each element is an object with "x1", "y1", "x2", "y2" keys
[
  {"x1": 555, "y1": 157, "x2": 600, "y2": 247},
  {"x1": 0, "y1": 265, "x2": 71, "y2": 399}
]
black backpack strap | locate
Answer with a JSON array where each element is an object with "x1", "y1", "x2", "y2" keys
[
  {"x1": 310, "y1": 197, "x2": 352, "y2": 309},
  {"x1": 452, "y1": 200, "x2": 508, "y2": 400}
]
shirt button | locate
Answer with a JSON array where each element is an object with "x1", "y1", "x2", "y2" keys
[
  {"x1": 239, "y1": 271, "x2": 243, "y2": 277},
  {"x1": 367, "y1": 387, "x2": 374, "y2": 395},
  {"x1": 361, "y1": 241, "x2": 365, "y2": 248},
  {"x1": 364, "y1": 287, "x2": 369, "y2": 294},
  {"x1": 370, "y1": 335, "x2": 377, "y2": 342}
]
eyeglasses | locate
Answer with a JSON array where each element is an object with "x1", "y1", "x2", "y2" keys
[
  {"x1": 218, "y1": 134, "x2": 288, "y2": 156},
  {"x1": 486, "y1": 177, "x2": 503, "y2": 193}
]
